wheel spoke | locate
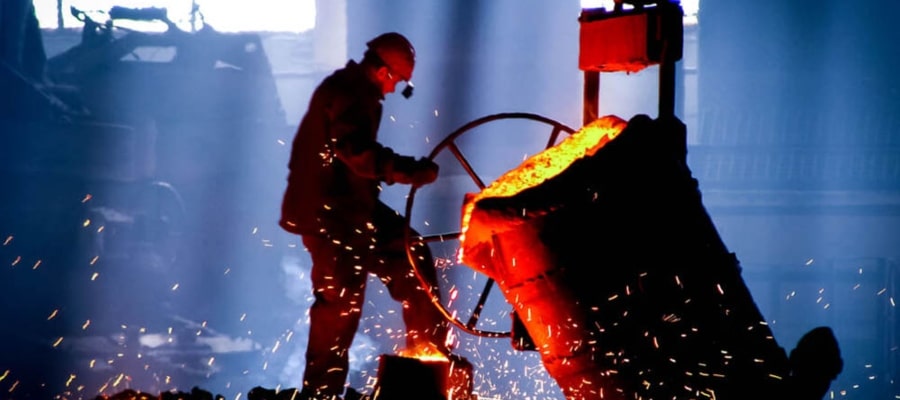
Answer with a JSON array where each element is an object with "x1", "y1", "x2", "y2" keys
[
  {"x1": 466, "y1": 278, "x2": 495, "y2": 330},
  {"x1": 447, "y1": 141, "x2": 487, "y2": 190},
  {"x1": 546, "y1": 125, "x2": 564, "y2": 149}
]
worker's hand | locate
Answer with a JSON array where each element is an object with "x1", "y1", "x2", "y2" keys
[
  {"x1": 386, "y1": 156, "x2": 438, "y2": 185},
  {"x1": 409, "y1": 158, "x2": 439, "y2": 186}
]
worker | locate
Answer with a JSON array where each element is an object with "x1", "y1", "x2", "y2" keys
[{"x1": 279, "y1": 32, "x2": 451, "y2": 400}]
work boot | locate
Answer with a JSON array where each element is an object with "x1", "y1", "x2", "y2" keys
[{"x1": 343, "y1": 388, "x2": 367, "y2": 400}]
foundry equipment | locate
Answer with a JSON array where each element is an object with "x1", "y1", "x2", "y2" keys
[{"x1": 396, "y1": 1, "x2": 842, "y2": 399}]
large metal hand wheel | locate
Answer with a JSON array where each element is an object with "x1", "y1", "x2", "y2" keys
[{"x1": 404, "y1": 112, "x2": 576, "y2": 338}]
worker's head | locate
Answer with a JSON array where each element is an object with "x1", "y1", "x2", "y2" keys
[{"x1": 364, "y1": 32, "x2": 415, "y2": 98}]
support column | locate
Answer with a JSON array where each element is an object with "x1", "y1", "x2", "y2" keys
[
  {"x1": 583, "y1": 70, "x2": 599, "y2": 126},
  {"x1": 313, "y1": 0, "x2": 347, "y2": 70}
]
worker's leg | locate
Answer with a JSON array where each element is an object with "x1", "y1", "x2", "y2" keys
[
  {"x1": 370, "y1": 203, "x2": 451, "y2": 353},
  {"x1": 300, "y1": 233, "x2": 368, "y2": 397}
]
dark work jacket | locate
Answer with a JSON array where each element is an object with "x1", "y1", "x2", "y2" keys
[{"x1": 280, "y1": 60, "x2": 414, "y2": 235}]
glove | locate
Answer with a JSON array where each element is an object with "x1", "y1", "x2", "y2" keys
[
  {"x1": 386, "y1": 156, "x2": 439, "y2": 186},
  {"x1": 409, "y1": 158, "x2": 439, "y2": 186}
]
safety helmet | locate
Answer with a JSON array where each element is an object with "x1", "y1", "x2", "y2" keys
[{"x1": 366, "y1": 32, "x2": 415, "y2": 82}]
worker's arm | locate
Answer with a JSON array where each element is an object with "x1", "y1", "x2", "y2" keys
[{"x1": 329, "y1": 97, "x2": 438, "y2": 185}]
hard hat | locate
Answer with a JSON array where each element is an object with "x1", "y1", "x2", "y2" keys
[{"x1": 366, "y1": 32, "x2": 415, "y2": 81}]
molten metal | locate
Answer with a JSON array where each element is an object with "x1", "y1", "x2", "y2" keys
[
  {"x1": 458, "y1": 115, "x2": 800, "y2": 399},
  {"x1": 459, "y1": 115, "x2": 627, "y2": 263}
]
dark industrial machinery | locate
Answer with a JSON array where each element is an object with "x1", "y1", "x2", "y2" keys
[
  {"x1": 398, "y1": 1, "x2": 842, "y2": 399},
  {"x1": 0, "y1": 6, "x2": 293, "y2": 395},
  {"x1": 43, "y1": 5, "x2": 288, "y2": 184},
  {"x1": 1, "y1": 4, "x2": 291, "y2": 259}
]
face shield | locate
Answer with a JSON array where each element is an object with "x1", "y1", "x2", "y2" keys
[{"x1": 386, "y1": 67, "x2": 415, "y2": 99}]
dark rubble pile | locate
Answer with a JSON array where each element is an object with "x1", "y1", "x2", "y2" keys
[
  {"x1": 94, "y1": 386, "x2": 369, "y2": 400},
  {"x1": 93, "y1": 386, "x2": 286, "y2": 400}
]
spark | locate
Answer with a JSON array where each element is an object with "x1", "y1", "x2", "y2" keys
[
  {"x1": 47, "y1": 309, "x2": 59, "y2": 320},
  {"x1": 3, "y1": 236, "x2": 12, "y2": 245},
  {"x1": 65, "y1": 374, "x2": 76, "y2": 386},
  {"x1": 89, "y1": 256, "x2": 99, "y2": 265},
  {"x1": 804, "y1": 258, "x2": 814, "y2": 266},
  {"x1": 11, "y1": 256, "x2": 20, "y2": 266},
  {"x1": 81, "y1": 194, "x2": 92, "y2": 203},
  {"x1": 81, "y1": 320, "x2": 90, "y2": 329},
  {"x1": 877, "y1": 288, "x2": 887, "y2": 295},
  {"x1": 90, "y1": 272, "x2": 99, "y2": 281},
  {"x1": 83, "y1": 219, "x2": 91, "y2": 227},
  {"x1": 31, "y1": 260, "x2": 41, "y2": 270},
  {"x1": 0, "y1": 370, "x2": 7, "y2": 381},
  {"x1": 171, "y1": 283, "x2": 179, "y2": 291},
  {"x1": 52, "y1": 337, "x2": 64, "y2": 347},
  {"x1": 277, "y1": 139, "x2": 286, "y2": 145}
]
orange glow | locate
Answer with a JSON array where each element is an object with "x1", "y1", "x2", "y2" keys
[
  {"x1": 398, "y1": 346, "x2": 448, "y2": 362},
  {"x1": 459, "y1": 115, "x2": 627, "y2": 260}
]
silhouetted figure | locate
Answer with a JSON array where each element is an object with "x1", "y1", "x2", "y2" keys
[{"x1": 279, "y1": 32, "x2": 450, "y2": 400}]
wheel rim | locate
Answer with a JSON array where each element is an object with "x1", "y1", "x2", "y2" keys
[{"x1": 404, "y1": 112, "x2": 576, "y2": 338}]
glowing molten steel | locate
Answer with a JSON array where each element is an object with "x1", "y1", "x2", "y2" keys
[
  {"x1": 459, "y1": 115, "x2": 627, "y2": 261},
  {"x1": 398, "y1": 346, "x2": 448, "y2": 362}
]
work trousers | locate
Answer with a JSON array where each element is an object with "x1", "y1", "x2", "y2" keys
[{"x1": 299, "y1": 202, "x2": 449, "y2": 397}]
